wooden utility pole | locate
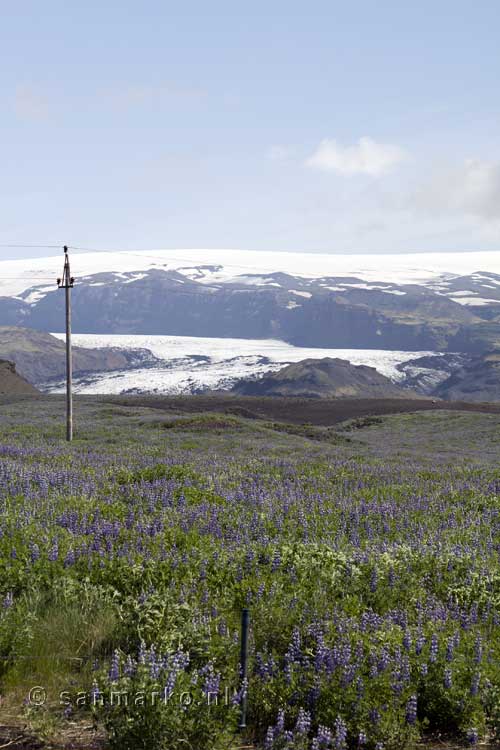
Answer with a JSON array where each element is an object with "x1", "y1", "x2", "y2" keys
[
  {"x1": 238, "y1": 608, "x2": 249, "y2": 730},
  {"x1": 57, "y1": 246, "x2": 74, "y2": 441}
]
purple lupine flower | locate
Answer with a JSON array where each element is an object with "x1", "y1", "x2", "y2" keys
[
  {"x1": 466, "y1": 728, "x2": 479, "y2": 746},
  {"x1": 444, "y1": 668, "x2": 452, "y2": 689},
  {"x1": 202, "y1": 665, "x2": 221, "y2": 699},
  {"x1": 231, "y1": 678, "x2": 248, "y2": 706},
  {"x1": 63, "y1": 704, "x2": 73, "y2": 718},
  {"x1": 470, "y1": 673, "x2": 480, "y2": 696},
  {"x1": 316, "y1": 724, "x2": 333, "y2": 747},
  {"x1": 429, "y1": 633, "x2": 438, "y2": 663},
  {"x1": 276, "y1": 708, "x2": 285, "y2": 734},
  {"x1": 356, "y1": 676, "x2": 365, "y2": 700},
  {"x1": 271, "y1": 550, "x2": 281, "y2": 573},
  {"x1": 108, "y1": 650, "x2": 120, "y2": 682},
  {"x1": 415, "y1": 634, "x2": 425, "y2": 655},
  {"x1": 445, "y1": 637, "x2": 454, "y2": 662},
  {"x1": 295, "y1": 707, "x2": 311, "y2": 735},
  {"x1": 405, "y1": 694, "x2": 417, "y2": 725},
  {"x1": 64, "y1": 548, "x2": 75, "y2": 567},
  {"x1": 123, "y1": 655, "x2": 135, "y2": 677},
  {"x1": 473, "y1": 634, "x2": 483, "y2": 664},
  {"x1": 377, "y1": 647, "x2": 390, "y2": 673},
  {"x1": 164, "y1": 669, "x2": 177, "y2": 699},
  {"x1": 138, "y1": 642, "x2": 146, "y2": 664},
  {"x1": 264, "y1": 726, "x2": 274, "y2": 749},
  {"x1": 90, "y1": 681, "x2": 101, "y2": 704},
  {"x1": 334, "y1": 716, "x2": 347, "y2": 749},
  {"x1": 2, "y1": 592, "x2": 13, "y2": 609}
]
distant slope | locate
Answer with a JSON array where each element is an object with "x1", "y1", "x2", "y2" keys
[
  {"x1": 0, "y1": 327, "x2": 156, "y2": 385},
  {"x1": 434, "y1": 351, "x2": 500, "y2": 402},
  {"x1": 0, "y1": 360, "x2": 38, "y2": 395},
  {"x1": 232, "y1": 357, "x2": 419, "y2": 399}
]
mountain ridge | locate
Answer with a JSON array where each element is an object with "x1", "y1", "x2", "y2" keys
[{"x1": 2, "y1": 266, "x2": 500, "y2": 353}]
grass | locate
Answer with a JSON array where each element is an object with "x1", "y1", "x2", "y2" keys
[{"x1": 0, "y1": 396, "x2": 498, "y2": 748}]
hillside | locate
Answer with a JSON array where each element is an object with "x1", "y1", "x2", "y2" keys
[
  {"x1": 231, "y1": 357, "x2": 419, "y2": 399},
  {"x1": 435, "y1": 351, "x2": 500, "y2": 402},
  {"x1": 0, "y1": 359, "x2": 39, "y2": 395},
  {"x1": 0, "y1": 327, "x2": 156, "y2": 385}
]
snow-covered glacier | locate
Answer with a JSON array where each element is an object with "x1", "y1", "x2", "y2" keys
[{"x1": 45, "y1": 333, "x2": 439, "y2": 395}]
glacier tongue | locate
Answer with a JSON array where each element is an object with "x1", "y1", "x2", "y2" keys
[{"x1": 45, "y1": 333, "x2": 440, "y2": 395}]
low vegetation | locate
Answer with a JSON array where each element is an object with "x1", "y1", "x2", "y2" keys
[{"x1": 0, "y1": 398, "x2": 498, "y2": 749}]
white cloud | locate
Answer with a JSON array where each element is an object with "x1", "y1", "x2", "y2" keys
[
  {"x1": 412, "y1": 159, "x2": 500, "y2": 221},
  {"x1": 305, "y1": 136, "x2": 408, "y2": 176}
]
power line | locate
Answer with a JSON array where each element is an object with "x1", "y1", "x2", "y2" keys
[
  {"x1": 0, "y1": 244, "x2": 63, "y2": 249},
  {"x1": 1, "y1": 241, "x2": 297, "y2": 279},
  {"x1": 68, "y1": 246, "x2": 219, "y2": 266},
  {"x1": 67, "y1": 245, "x2": 288, "y2": 275},
  {"x1": 1, "y1": 242, "x2": 279, "y2": 276}
]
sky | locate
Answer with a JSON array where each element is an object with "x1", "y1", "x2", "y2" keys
[{"x1": 1, "y1": 0, "x2": 499, "y2": 260}]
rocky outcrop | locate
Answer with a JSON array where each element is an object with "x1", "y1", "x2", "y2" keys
[
  {"x1": 232, "y1": 357, "x2": 420, "y2": 399},
  {"x1": 0, "y1": 360, "x2": 39, "y2": 395},
  {"x1": 433, "y1": 352, "x2": 500, "y2": 402}
]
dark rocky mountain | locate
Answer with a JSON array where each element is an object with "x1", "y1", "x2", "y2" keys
[
  {"x1": 232, "y1": 357, "x2": 420, "y2": 399},
  {"x1": 0, "y1": 327, "x2": 156, "y2": 385},
  {"x1": 233, "y1": 351, "x2": 500, "y2": 403},
  {"x1": 394, "y1": 353, "x2": 470, "y2": 395},
  {"x1": 2, "y1": 267, "x2": 500, "y2": 353},
  {"x1": 0, "y1": 360, "x2": 39, "y2": 395},
  {"x1": 0, "y1": 297, "x2": 29, "y2": 326},
  {"x1": 434, "y1": 352, "x2": 500, "y2": 402}
]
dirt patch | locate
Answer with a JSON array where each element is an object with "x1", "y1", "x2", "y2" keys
[
  {"x1": 0, "y1": 722, "x2": 106, "y2": 749},
  {"x1": 105, "y1": 394, "x2": 500, "y2": 427}
]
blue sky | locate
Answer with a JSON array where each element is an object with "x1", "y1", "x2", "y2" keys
[{"x1": 1, "y1": 0, "x2": 499, "y2": 259}]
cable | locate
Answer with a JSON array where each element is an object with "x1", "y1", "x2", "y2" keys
[
  {"x1": 67, "y1": 245, "x2": 289, "y2": 276},
  {"x1": 69, "y1": 246, "x2": 222, "y2": 266},
  {"x1": 0, "y1": 244, "x2": 63, "y2": 249},
  {"x1": 0, "y1": 243, "x2": 298, "y2": 287},
  {"x1": 0, "y1": 242, "x2": 284, "y2": 278}
]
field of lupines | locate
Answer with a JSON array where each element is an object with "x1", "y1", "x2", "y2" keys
[{"x1": 0, "y1": 397, "x2": 499, "y2": 749}]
